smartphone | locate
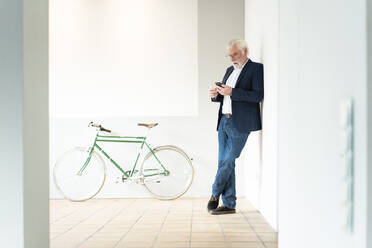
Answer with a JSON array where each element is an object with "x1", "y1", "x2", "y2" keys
[{"x1": 215, "y1": 82, "x2": 223, "y2": 87}]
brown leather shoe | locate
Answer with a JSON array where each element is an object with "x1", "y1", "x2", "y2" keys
[
  {"x1": 207, "y1": 195, "x2": 219, "y2": 212},
  {"x1": 210, "y1": 205, "x2": 236, "y2": 215}
]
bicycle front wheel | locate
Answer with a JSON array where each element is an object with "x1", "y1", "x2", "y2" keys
[
  {"x1": 141, "y1": 145, "x2": 194, "y2": 200},
  {"x1": 53, "y1": 147, "x2": 106, "y2": 202}
]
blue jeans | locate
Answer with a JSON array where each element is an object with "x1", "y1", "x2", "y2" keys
[{"x1": 212, "y1": 116, "x2": 250, "y2": 209}]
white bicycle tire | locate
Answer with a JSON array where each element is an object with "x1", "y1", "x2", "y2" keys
[
  {"x1": 53, "y1": 147, "x2": 106, "y2": 202},
  {"x1": 140, "y1": 145, "x2": 194, "y2": 200}
]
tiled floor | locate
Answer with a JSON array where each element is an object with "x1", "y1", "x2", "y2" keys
[{"x1": 50, "y1": 198, "x2": 278, "y2": 248}]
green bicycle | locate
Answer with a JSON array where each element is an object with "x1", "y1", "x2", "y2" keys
[{"x1": 53, "y1": 122, "x2": 194, "y2": 201}]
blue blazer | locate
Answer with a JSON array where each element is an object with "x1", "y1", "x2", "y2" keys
[{"x1": 212, "y1": 59, "x2": 264, "y2": 133}]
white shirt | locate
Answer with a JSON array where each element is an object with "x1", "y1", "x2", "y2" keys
[{"x1": 222, "y1": 59, "x2": 249, "y2": 114}]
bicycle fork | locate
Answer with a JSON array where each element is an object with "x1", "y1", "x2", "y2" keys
[{"x1": 76, "y1": 147, "x2": 94, "y2": 176}]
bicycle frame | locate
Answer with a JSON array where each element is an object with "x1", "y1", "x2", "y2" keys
[{"x1": 77, "y1": 132, "x2": 169, "y2": 180}]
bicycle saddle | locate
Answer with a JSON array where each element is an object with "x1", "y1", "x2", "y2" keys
[{"x1": 137, "y1": 123, "x2": 158, "y2": 128}]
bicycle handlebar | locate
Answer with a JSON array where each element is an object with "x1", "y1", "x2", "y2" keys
[
  {"x1": 100, "y1": 127, "x2": 111, "y2": 133},
  {"x1": 88, "y1": 122, "x2": 111, "y2": 133}
]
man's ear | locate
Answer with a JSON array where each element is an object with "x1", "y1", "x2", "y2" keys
[{"x1": 244, "y1": 47, "x2": 248, "y2": 56}]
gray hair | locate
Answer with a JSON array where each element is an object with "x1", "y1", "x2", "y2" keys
[{"x1": 227, "y1": 38, "x2": 248, "y2": 55}]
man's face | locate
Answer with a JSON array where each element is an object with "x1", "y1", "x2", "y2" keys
[{"x1": 227, "y1": 44, "x2": 247, "y2": 68}]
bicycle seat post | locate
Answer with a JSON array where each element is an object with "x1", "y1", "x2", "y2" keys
[
  {"x1": 137, "y1": 123, "x2": 158, "y2": 140},
  {"x1": 144, "y1": 127, "x2": 152, "y2": 140}
]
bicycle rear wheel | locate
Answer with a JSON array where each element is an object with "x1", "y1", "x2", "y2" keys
[
  {"x1": 140, "y1": 145, "x2": 194, "y2": 200},
  {"x1": 53, "y1": 147, "x2": 106, "y2": 201}
]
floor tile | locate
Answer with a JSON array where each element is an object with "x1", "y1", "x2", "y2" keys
[
  {"x1": 190, "y1": 241, "x2": 227, "y2": 248},
  {"x1": 229, "y1": 242, "x2": 265, "y2": 248}
]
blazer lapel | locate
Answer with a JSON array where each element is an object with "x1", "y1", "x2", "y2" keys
[
  {"x1": 235, "y1": 59, "x2": 252, "y2": 88},
  {"x1": 222, "y1": 67, "x2": 234, "y2": 84}
]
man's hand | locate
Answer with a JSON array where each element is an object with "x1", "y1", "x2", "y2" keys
[
  {"x1": 217, "y1": 85, "x2": 232, "y2": 96},
  {"x1": 210, "y1": 87, "x2": 218, "y2": 98}
]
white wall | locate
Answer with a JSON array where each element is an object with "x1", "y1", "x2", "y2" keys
[
  {"x1": 0, "y1": 0, "x2": 49, "y2": 247},
  {"x1": 278, "y1": 0, "x2": 367, "y2": 247},
  {"x1": 0, "y1": 1, "x2": 24, "y2": 246},
  {"x1": 50, "y1": 0, "x2": 245, "y2": 199},
  {"x1": 50, "y1": 0, "x2": 198, "y2": 118},
  {"x1": 244, "y1": 0, "x2": 279, "y2": 229}
]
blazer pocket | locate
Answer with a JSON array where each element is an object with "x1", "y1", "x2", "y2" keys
[{"x1": 237, "y1": 102, "x2": 258, "y2": 112}]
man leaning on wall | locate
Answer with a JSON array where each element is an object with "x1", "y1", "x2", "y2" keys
[{"x1": 208, "y1": 38, "x2": 264, "y2": 215}]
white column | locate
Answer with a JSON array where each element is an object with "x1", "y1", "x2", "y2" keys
[
  {"x1": 0, "y1": 0, "x2": 49, "y2": 247},
  {"x1": 23, "y1": 0, "x2": 49, "y2": 247},
  {"x1": 367, "y1": 0, "x2": 372, "y2": 246}
]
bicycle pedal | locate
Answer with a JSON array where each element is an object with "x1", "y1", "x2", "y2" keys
[{"x1": 122, "y1": 175, "x2": 128, "y2": 183}]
